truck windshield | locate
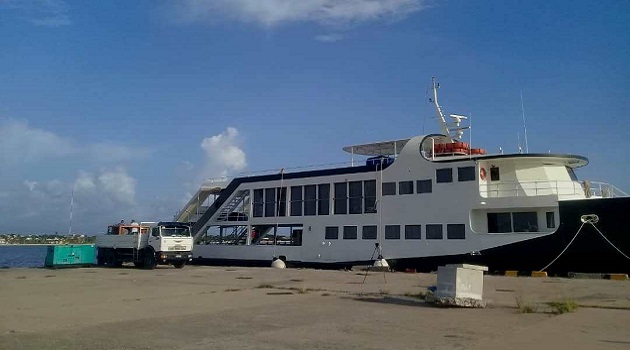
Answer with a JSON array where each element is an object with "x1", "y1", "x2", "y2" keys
[{"x1": 161, "y1": 227, "x2": 191, "y2": 237}]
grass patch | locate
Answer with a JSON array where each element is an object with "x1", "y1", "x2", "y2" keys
[
  {"x1": 515, "y1": 296, "x2": 538, "y2": 313},
  {"x1": 16, "y1": 276, "x2": 26, "y2": 279},
  {"x1": 290, "y1": 278, "x2": 304, "y2": 282},
  {"x1": 321, "y1": 293, "x2": 332, "y2": 297},
  {"x1": 256, "y1": 283, "x2": 275, "y2": 289},
  {"x1": 225, "y1": 288, "x2": 241, "y2": 292},
  {"x1": 44, "y1": 275, "x2": 56, "y2": 278},
  {"x1": 236, "y1": 276, "x2": 253, "y2": 280},
  {"x1": 548, "y1": 298, "x2": 579, "y2": 314}
]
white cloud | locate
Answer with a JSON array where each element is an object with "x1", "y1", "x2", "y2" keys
[
  {"x1": 200, "y1": 127, "x2": 247, "y2": 177},
  {"x1": 0, "y1": 119, "x2": 148, "y2": 164},
  {"x1": 0, "y1": 0, "x2": 71, "y2": 27},
  {"x1": 315, "y1": 33, "x2": 345, "y2": 42},
  {"x1": 176, "y1": 0, "x2": 426, "y2": 28},
  {"x1": 0, "y1": 120, "x2": 75, "y2": 162}
]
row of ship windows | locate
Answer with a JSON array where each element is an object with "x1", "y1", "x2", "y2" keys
[
  {"x1": 324, "y1": 224, "x2": 466, "y2": 240},
  {"x1": 251, "y1": 166, "x2": 476, "y2": 218}
]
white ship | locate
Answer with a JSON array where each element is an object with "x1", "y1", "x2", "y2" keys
[{"x1": 178, "y1": 78, "x2": 630, "y2": 274}]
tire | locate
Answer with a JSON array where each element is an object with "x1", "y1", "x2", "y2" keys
[
  {"x1": 142, "y1": 249, "x2": 157, "y2": 270},
  {"x1": 133, "y1": 261, "x2": 145, "y2": 268},
  {"x1": 173, "y1": 261, "x2": 186, "y2": 269}
]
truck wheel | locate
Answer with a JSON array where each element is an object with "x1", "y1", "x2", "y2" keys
[
  {"x1": 142, "y1": 249, "x2": 157, "y2": 270},
  {"x1": 173, "y1": 261, "x2": 186, "y2": 269},
  {"x1": 133, "y1": 261, "x2": 145, "y2": 268}
]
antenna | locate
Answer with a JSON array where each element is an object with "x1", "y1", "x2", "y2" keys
[{"x1": 520, "y1": 91, "x2": 529, "y2": 153}]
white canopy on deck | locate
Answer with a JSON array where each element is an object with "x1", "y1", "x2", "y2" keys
[{"x1": 342, "y1": 138, "x2": 411, "y2": 156}]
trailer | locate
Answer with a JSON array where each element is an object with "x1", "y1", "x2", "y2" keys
[{"x1": 95, "y1": 221, "x2": 193, "y2": 269}]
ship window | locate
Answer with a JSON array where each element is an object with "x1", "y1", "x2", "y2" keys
[
  {"x1": 264, "y1": 188, "x2": 276, "y2": 217},
  {"x1": 318, "y1": 184, "x2": 330, "y2": 215},
  {"x1": 385, "y1": 225, "x2": 400, "y2": 239},
  {"x1": 458, "y1": 166, "x2": 476, "y2": 182},
  {"x1": 276, "y1": 187, "x2": 287, "y2": 217},
  {"x1": 405, "y1": 225, "x2": 422, "y2": 239},
  {"x1": 343, "y1": 226, "x2": 358, "y2": 240},
  {"x1": 416, "y1": 179, "x2": 432, "y2": 193},
  {"x1": 334, "y1": 182, "x2": 347, "y2": 215},
  {"x1": 325, "y1": 226, "x2": 338, "y2": 240},
  {"x1": 546, "y1": 211, "x2": 555, "y2": 229},
  {"x1": 253, "y1": 189, "x2": 264, "y2": 217},
  {"x1": 304, "y1": 185, "x2": 317, "y2": 216},
  {"x1": 349, "y1": 181, "x2": 363, "y2": 214},
  {"x1": 399, "y1": 181, "x2": 414, "y2": 194},
  {"x1": 436, "y1": 168, "x2": 453, "y2": 183},
  {"x1": 364, "y1": 180, "x2": 377, "y2": 213},
  {"x1": 382, "y1": 182, "x2": 396, "y2": 195},
  {"x1": 447, "y1": 224, "x2": 465, "y2": 239},
  {"x1": 487, "y1": 213, "x2": 512, "y2": 233},
  {"x1": 513, "y1": 212, "x2": 539, "y2": 232},
  {"x1": 290, "y1": 186, "x2": 302, "y2": 216},
  {"x1": 490, "y1": 166, "x2": 500, "y2": 181},
  {"x1": 426, "y1": 224, "x2": 443, "y2": 239},
  {"x1": 362, "y1": 225, "x2": 377, "y2": 239}
]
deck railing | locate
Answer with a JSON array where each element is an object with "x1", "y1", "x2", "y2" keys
[{"x1": 480, "y1": 180, "x2": 628, "y2": 198}]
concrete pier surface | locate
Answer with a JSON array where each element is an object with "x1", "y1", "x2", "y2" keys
[{"x1": 1, "y1": 266, "x2": 629, "y2": 349}]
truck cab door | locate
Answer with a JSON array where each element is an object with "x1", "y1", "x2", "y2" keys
[{"x1": 149, "y1": 227, "x2": 162, "y2": 252}]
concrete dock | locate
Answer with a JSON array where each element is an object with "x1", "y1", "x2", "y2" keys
[{"x1": 1, "y1": 266, "x2": 629, "y2": 349}]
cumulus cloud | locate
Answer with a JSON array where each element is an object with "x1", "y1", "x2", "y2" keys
[
  {"x1": 175, "y1": 0, "x2": 427, "y2": 28},
  {"x1": 0, "y1": 120, "x2": 75, "y2": 162},
  {"x1": 0, "y1": 0, "x2": 71, "y2": 27},
  {"x1": 200, "y1": 127, "x2": 247, "y2": 177},
  {"x1": 0, "y1": 119, "x2": 148, "y2": 164}
]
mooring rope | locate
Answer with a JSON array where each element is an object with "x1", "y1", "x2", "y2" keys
[{"x1": 541, "y1": 214, "x2": 630, "y2": 272}]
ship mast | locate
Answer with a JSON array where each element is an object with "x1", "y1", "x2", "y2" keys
[{"x1": 430, "y1": 77, "x2": 468, "y2": 142}]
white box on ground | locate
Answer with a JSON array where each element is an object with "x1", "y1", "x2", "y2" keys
[{"x1": 435, "y1": 264, "x2": 488, "y2": 306}]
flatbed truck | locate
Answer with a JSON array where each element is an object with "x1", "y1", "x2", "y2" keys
[{"x1": 95, "y1": 221, "x2": 193, "y2": 269}]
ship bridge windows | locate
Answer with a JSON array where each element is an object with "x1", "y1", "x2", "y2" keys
[
  {"x1": 458, "y1": 166, "x2": 476, "y2": 182},
  {"x1": 447, "y1": 224, "x2": 466, "y2": 239},
  {"x1": 343, "y1": 226, "x2": 358, "y2": 239},
  {"x1": 318, "y1": 184, "x2": 330, "y2": 215},
  {"x1": 334, "y1": 183, "x2": 348, "y2": 215},
  {"x1": 487, "y1": 212, "x2": 539, "y2": 233},
  {"x1": 546, "y1": 211, "x2": 556, "y2": 229},
  {"x1": 436, "y1": 168, "x2": 453, "y2": 183},
  {"x1": 349, "y1": 181, "x2": 363, "y2": 214},
  {"x1": 399, "y1": 181, "x2": 414, "y2": 194},
  {"x1": 304, "y1": 185, "x2": 317, "y2": 216},
  {"x1": 405, "y1": 225, "x2": 422, "y2": 239},
  {"x1": 290, "y1": 186, "x2": 302, "y2": 216},
  {"x1": 325, "y1": 226, "x2": 339, "y2": 240},
  {"x1": 490, "y1": 166, "x2": 500, "y2": 181},
  {"x1": 364, "y1": 180, "x2": 377, "y2": 213},
  {"x1": 382, "y1": 182, "x2": 396, "y2": 195},
  {"x1": 385, "y1": 225, "x2": 401, "y2": 239},
  {"x1": 362, "y1": 225, "x2": 377, "y2": 239},
  {"x1": 416, "y1": 179, "x2": 432, "y2": 193},
  {"x1": 426, "y1": 224, "x2": 443, "y2": 239}
]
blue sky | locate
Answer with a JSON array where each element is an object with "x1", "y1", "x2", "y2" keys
[{"x1": 1, "y1": 0, "x2": 628, "y2": 234}]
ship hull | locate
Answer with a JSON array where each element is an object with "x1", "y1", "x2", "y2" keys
[{"x1": 391, "y1": 197, "x2": 630, "y2": 275}]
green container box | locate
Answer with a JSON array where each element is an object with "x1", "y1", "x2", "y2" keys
[{"x1": 45, "y1": 245, "x2": 95, "y2": 268}]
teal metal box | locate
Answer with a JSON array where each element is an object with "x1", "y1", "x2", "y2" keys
[{"x1": 45, "y1": 245, "x2": 95, "y2": 268}]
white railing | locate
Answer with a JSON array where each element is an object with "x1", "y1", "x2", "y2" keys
[
  {"x1": 480, "y1": 180, "x2": 628, "y2": 199},
  {"x1": 201, "y1": 161, "x2": 357, "y2": 184}
]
